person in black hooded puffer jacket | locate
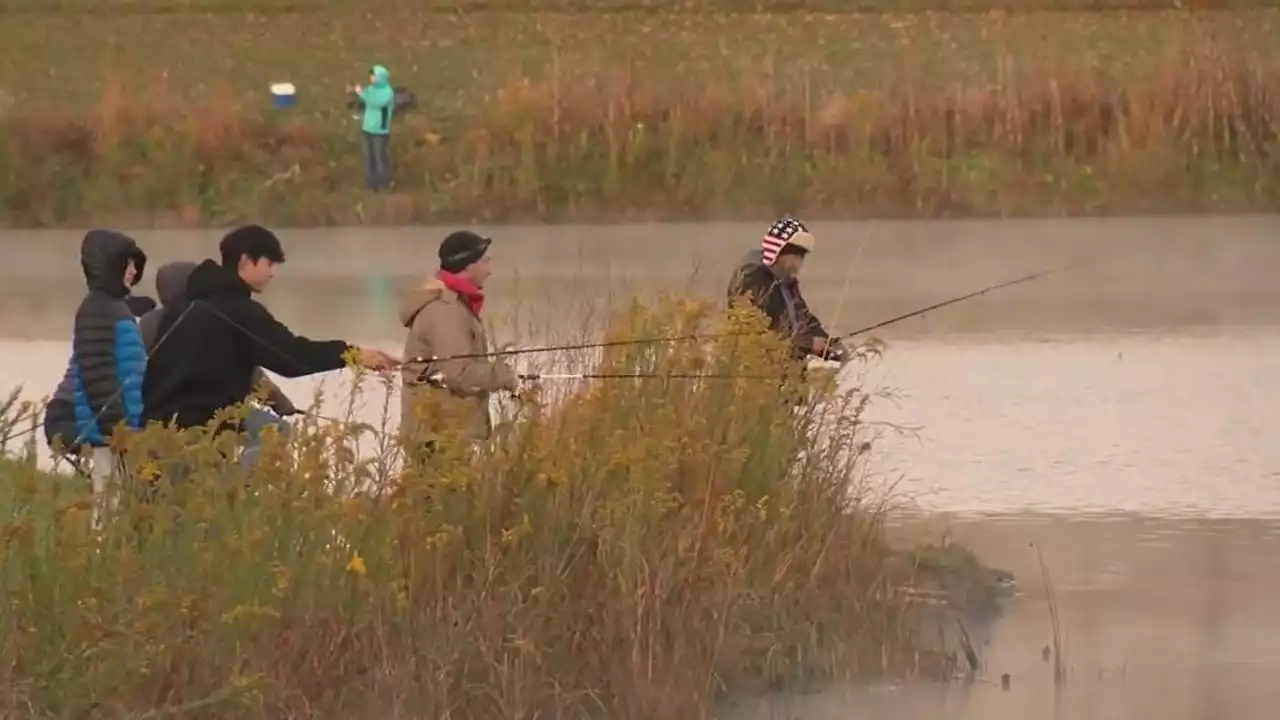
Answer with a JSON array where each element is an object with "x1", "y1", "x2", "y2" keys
[
  {"x1": 43, "y1": 230, "x2": 149, "y2": 525},
  {"x1": 44, "y1": 230, "x2": 149, "y2": 452}
]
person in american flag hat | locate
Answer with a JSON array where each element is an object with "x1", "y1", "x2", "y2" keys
[{"x1": 726, "y1": 216, "x2": 847, "y2": 364}]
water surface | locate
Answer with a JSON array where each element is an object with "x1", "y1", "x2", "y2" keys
[{"x1": 4, "y1": 216, "x2": 1280, "y2": 719}]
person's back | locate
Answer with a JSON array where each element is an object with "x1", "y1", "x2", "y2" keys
[
  {"x1": 139, "y1": 261, "x2": 198, "y2": 351},
  {"x1": 142, "y1": 225, "x2": 396, "y2": 431}
]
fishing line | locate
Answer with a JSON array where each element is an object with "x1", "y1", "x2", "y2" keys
[
  {"x1": 1, "y1": 303, "x2": 198, "y2": 452},
  {"x1": 517, "y1": 372, "x2": 779, "y2": 381},
  {"x1": 408, "y1": 261, "x2": 1076, "y2": 366},
  {"x1": 7, "y1": 260, "x2": 1076, "y2": 451},
  {"x1": 399, "y1": 329, "x2": 767, "y2": 367}
]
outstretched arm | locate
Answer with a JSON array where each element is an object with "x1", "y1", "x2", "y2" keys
[{"x1": 234, "y1": 301, "x2": 351, "y2": 379}]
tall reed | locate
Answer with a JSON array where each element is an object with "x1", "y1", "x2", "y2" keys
[
  {"x1": 0, "y1": 40, "x2": 1274, "y2": 227},
  {"x1": 0, "y1": 299, "x2": 924, "y2": 719}
]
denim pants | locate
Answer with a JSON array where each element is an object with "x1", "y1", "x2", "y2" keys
[
  {"x1": 361, "y1": 131, "x2": 392, "y2": 191},
  {"x1": 240, "y1": 406, "x2": 292, "y2": 468}
]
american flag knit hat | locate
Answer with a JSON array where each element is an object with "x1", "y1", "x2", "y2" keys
[{"x1": 761, "y1": 216, "x2": 816, "y2": 266}]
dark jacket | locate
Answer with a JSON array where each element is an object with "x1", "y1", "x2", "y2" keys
[
  {"x1": 138, "y1": 260, "x2": 197, "y2": 350},
  {"x1": 727, "y1": 250, "x2": 829, "y2": 360},
  {"x1": 44, "y1": 230, "x2": 149, "y2": 448},
  {"x1": 140, "y1": 261, "x2": 298, "y2": 416},
  {"x1": 141, "y1": 259, "x2": 350, "y2": 430}
]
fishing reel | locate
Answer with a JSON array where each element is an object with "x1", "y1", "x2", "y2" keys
[
  {"x1": 414, "y1": 361, "x2": 447, "y2": 389},
  {"x1": 411, "y1": 356, "x2": 526, "y2": 400}
]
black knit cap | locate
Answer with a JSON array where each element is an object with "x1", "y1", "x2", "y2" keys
[{"x1": 438, "y1": 230, "x2": 492, "y2": 273}]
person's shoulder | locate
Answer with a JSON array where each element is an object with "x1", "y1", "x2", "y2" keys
[
  {"x1": 74, "y1": 290, "x2": 133, "y2": 320},
  {"x1": 738, "y1": 264, "x2": 776, "y2": 288}
]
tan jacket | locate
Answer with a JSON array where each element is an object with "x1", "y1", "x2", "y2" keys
[{"x1": 398, "y1": 279, "x2": 516, "y2": 443}]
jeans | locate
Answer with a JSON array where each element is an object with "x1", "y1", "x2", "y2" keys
[
  {"x1": 361, "y1": 131, "x2": 392, "y2": 191},
  {"x1": 241, "y1": 407, "x2": 292, "y2": 469}
]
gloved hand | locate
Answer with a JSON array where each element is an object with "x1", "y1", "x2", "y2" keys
[
  {"x1": 509, "y1": 373, "x2": 538, "y2": 400},
  {"x1": 821, "y1": 339, "x2": 850, "y2": 364}
]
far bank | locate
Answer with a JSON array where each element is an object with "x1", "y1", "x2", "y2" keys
[{"x1": 0, "y1": 9, "x2": 1276, "y2": 227}]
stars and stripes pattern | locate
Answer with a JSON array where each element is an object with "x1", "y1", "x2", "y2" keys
[{"x1": 761, "y1": 216, "x2": 809, "y2": 266}]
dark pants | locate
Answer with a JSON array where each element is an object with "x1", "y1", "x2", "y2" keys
[{"x1": 361, "y1": 131, "x2": 392, "y2": 191}]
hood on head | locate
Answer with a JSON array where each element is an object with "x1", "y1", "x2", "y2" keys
[
  {"x1": 397, "y1": 278, "x2": 446, "y2": 328},
  {"x1": 81, "y1": 229, "x2": 146, "y2": 297},
  {"x1": 154, "y1": 261, "x2": 198, "y2": 307},
  {"x1": 185, "y1": 258, "x2": 250, "y2": 301},
  {"x1": 371, "y1": 65, "x2": 390, "y2": 88}
]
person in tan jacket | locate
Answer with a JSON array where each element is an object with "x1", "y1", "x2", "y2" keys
[{"x1": 399, "y1": 230, "x2": 517, "y2": 449}]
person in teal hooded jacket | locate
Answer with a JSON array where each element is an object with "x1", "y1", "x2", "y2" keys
[{"x1": 351, "y1": 64, "x2": 396, "y2": 191}]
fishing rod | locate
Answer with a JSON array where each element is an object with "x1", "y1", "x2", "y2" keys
[
  {"x1": 516, "y1": 372, "x2": 776, "y2": 381},
  {"x1": 399, "y1": 330, "x2": 763, "y2": 367},
  {"x1": 11, "y1": 261, "x2": 1073, "y2": 452},
  {"x1": 832, "y1": 262, "x2": 1074, "y2": 343},
  {"x1": 405, "y1": 262, "x2": 1074, "y2": 369}
]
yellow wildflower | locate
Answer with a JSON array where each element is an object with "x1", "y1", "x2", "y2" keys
[{"x1": 346, "y1": 553, "x2": 367, "y2": 576}]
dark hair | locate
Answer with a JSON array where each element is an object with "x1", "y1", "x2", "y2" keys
[{"x1": 219, "y1": 224, "x2": 286, "y2": 268}]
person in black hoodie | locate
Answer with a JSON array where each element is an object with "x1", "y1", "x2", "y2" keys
[
  {"x1": 142, "y1": 225, "x2": 398, "y2": 436},
  {"x1": 727, "y1": 216, "x2": 848, "y2": 364},
  {"x1": 140, "y1": 260, "x2": 298, "y2": 418}
]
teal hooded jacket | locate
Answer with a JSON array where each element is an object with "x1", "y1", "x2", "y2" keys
[{"x1": 359, "y1": 65, "x2": 395, "y2": 135}]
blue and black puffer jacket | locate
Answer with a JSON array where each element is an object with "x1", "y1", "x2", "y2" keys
[{"x1": 43, "y1": 230, "x2": 149, "y2": 450}]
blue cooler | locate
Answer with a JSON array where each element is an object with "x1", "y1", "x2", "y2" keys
[{"x1": 270, "y1": 83, "x2": 297, "y2": 109}]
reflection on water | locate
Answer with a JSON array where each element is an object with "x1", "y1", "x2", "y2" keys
[
  {"x1": 727, "y1": 514, "x2": 1280, "y2": 720},
  {"x1": 5, "y1": 217, "x2": 1280, "y2": 719}
]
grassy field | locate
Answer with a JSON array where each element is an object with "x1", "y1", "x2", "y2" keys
[
  {"x1": 3, "y1": 0, "x2": 1271, "y2": 14},
  {"x1": 0, "y1": 301, "x2": 977, "y2": 719},
  {"x1": 0, "y1": 7, "x2": 1276, "y2": 225}
]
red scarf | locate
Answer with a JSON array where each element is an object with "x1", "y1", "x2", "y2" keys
[{"x1": 436, "y1": 270, "x2": 485, "y2": 315}]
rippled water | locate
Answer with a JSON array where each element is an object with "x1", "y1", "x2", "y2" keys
[
  {"x1": 5, "y1": 217, "x2": 1280, "y2": 718},
  {"x1": 862, "y1": 329, "x2": 1280, "y2": 519}
]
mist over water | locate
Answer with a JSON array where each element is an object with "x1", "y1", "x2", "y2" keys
[{"x1": 5, "y1": 215, "x2": 1280, "y2": 718}]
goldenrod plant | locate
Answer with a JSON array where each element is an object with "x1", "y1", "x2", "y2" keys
[{"x1": 0, "y1": 298, "x2": 946, "y2": 719}]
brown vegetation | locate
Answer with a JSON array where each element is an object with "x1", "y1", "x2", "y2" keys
[
  {"x1": 0, "y1": 8, "x2": 1274, "y2": 225},
  {"x1": 0, "y1": 302, "x2": 949, "y2": 719}
]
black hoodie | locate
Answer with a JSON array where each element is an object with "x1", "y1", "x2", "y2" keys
[
  {"x1": 141, "y1": 259, "x2": 350, "y2": 430},
  {"x1": 726, "y1": 249, "x2": 829, "y2": 360}
]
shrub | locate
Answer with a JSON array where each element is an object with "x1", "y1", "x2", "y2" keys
[{"x1": 0, "y1": 298, "x2": 918, "y2": 719}]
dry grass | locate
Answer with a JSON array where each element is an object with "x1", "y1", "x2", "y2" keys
[
  {"x1": 0, "y1": 299, "x2": 943, "y2": 719},
  {"x1": 2, "y1": 1, "x2": 1270, "y2": 16},
  {"x1": 0, "y1": 9, "x2": 1275, "y2": 225}
]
